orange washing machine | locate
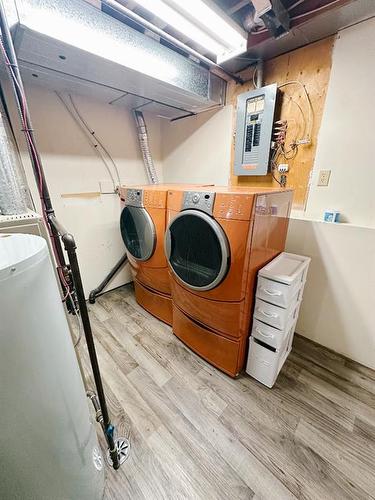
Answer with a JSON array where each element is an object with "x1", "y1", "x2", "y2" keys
[
  {"x1": 164, "y1": 186, "x2": 293, "y2": 377},
  {"x1": 119, "y1": 184, "x2": 209, "y2": 325}
]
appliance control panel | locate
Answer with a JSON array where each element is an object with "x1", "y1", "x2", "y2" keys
[
  {"x1": 143, "y1": 190, "x2": 166, "y2": 208},
  {"x1": 215, "y1": 194, "x2": 253, "y2": 220},
  {"x1": 182, "y1": 191, "x2": 215, "y2": 215},
  {"x1": 125, "y1": 188, "x2": 144, "y2": 207}
]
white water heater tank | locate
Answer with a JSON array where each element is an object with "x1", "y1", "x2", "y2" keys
[{"x1": 0, "y1": 233, "x2": 104, "y2": 499}]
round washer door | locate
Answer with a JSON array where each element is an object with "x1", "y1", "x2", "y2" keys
[
  {"x1": 165, "y1": 210, "x2": 230, "y2": 291},
  {"x1": 120, "y1": 206, "x2": 156, "y2": 261}
]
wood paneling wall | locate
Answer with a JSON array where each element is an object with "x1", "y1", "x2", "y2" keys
[{"x1": 228, "y1": 36, "x2": 335, "y2": 209}]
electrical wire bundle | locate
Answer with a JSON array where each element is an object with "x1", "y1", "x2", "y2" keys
[
  {"x1": 278, "y1": 80, "x2": 313, "y2": 145},
  {"x1": 250, "y1": 0, "x2": 344, "y2": 35},
  {"x1": 270, "y1": 120, "x2": 287, "y2": 186},
  {"x1": 270, "y1": 79, "x2": 313, "y2": 186},
  {"x1": 56, "y1": 92, "x2": 121, "y2": 194}
]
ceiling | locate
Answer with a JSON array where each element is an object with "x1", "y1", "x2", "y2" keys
[{"x1": 104, "y1": 0, "x2": 375, "y2": 73}]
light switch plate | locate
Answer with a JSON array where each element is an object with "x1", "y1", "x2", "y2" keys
[{"x1": 318, "y1": 170, "x2": 331, "y2": 186}]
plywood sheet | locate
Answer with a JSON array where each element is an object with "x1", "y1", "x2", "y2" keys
[{"x1": 228, "y1": 36, "x2": 335, "y2": 209}]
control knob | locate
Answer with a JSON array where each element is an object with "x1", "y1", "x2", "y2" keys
[{"x1": 192, "y1": 194, "x2": 200, "y2": 204}]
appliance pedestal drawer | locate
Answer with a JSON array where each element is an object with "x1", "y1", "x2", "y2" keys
[
  {"x1": 172, "y1": 305, "x2": 245, "y2": 377},
  {"x1": 134, "y1": 279, "x2": 172, "y2": 325}
]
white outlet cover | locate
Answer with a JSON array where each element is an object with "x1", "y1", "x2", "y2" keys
[
  {"x1": 278, "y1": 163, "x2": 289, "y2": 173},
  {"x1": 318, "y1": 170, "x2": 331, "y2": 186}
]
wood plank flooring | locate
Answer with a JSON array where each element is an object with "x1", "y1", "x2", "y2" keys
[{"x1": 81, "y1": 284, "x2": 375, "y2": 500}]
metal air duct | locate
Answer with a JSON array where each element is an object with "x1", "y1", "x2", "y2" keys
[{"x1": 133, "y1": 110, "x2": 159, "y2": 184}]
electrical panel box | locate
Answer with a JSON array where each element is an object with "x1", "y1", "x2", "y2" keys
[{"x1": 234, "y1": 83, "x2": 277, "y2": 176}]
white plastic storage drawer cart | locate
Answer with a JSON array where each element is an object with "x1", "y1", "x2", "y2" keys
[{"x1": 246, "y1": 252, "x2": 310, "y2": 388}]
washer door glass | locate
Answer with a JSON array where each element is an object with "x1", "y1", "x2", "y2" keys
[
  {"x1": 120, "y1": 206, "x2": 156, "y2": 261},
  {"x1": 166, "y1": 210, "x2": 230, "y2": 291}
]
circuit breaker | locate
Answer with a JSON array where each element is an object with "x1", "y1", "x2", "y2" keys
[{"x1": 234, "y1": 83, "x2": 277, "y2": 176}]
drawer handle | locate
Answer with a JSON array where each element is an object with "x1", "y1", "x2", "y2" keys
[
  {"x1": 257, "y1": 308, "x2": 278, "y2": 319},
  {"x1": 261, "y1": 287, "x2": 282, "y2": 296},
  {"x1": 255, "y1": 327, "x2": 273, "y2": 339}
]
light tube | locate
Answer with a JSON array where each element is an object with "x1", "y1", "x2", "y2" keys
[
  {"x1": 129, "y1": 0, "x2": 247, "y2": 62},
  {"x1": 168, "y1": 0, "x2": 246, "y2": 48}
]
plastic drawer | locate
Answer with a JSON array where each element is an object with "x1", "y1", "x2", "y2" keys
[
  {"x1": 256, "y1": 276, "x2": 303, "y2": 308},
  {"x1": 259, "y1": 252, "x2": 311, "y2": 286},
  {"x1": 246, "y1": 334, "x2": 292, "y2": 388},
  {"x1": 252, "y1": 317, "x2": 297, "y2": 350},
  {"x1": 254, "y1": 297, "x2": 300, "y2": 331}
]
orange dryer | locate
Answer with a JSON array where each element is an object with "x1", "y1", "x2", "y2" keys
[
  {"x1": 165, "y1": 186, "x2": 293, "y2": 377},
  {"x1": 119, "y1": 184, "x2": 209, "y2": 325}
]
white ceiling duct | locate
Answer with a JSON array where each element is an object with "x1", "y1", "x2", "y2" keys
[{"x1": 3, "y1": 0, "x2": 226, "y2": 120}]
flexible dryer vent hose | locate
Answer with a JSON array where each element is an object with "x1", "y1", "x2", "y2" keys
[
  {"x1": 133, "y1": 110, "x2": 159, "y2": 184},
  {"x1": 0, "y1": 101, "x2": 28, "y2": 215}
]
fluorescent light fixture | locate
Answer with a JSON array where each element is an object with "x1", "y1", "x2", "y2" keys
[
  {"x1": 129, "y1": 0, "x2": 248, "y2": 63},
  {"x1": 26, "y1": 7, "x2": 180, "y2": 82}
]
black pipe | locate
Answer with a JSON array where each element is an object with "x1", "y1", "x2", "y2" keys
[
  {"x1": 49, "y1": 216, "x2": 120, "y2": 470},
  {"x1": 89, "y1": 254, "x2": 128, "y2": 304},
  {"x1": 0, "y1": 2, "x2": 120, "y2": 470},
  {"x1": 87, "y1": 391, "x2": 106, "y2": 432},
  {"x1": 0, "y1": 0, "x2": 66, "y2": 270}
]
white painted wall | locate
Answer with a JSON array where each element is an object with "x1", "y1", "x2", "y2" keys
[
  {"x1": 162, "y1": 106, "x2": 232, "y2": 186},
  {"x1": 7, "y1": 84, "x2": 163, "y2": 296},
  {"x1": 285, "y1": 18, "x2": 375, "y2": 368},
  {"x1": 305, "y1": 17, "x2": 375, "y2": 227},
  {"x1": 286, "y1": 220, "x2": 375, "y2": 369},
  {"x1": 161, "y1": 18, "x2": 375, "y2": 369}
]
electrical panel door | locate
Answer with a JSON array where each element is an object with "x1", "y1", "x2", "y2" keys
[{"x1": 234, "y1": 83, "x2": 277, "y2": 176}]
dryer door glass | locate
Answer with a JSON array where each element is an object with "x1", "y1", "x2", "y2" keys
[
  {"x1": 120, "y1": 206, "x2": 156, "y2": 261},
  {"x1": 166, "y1": 210, "x2": 230, "y2": 291}
]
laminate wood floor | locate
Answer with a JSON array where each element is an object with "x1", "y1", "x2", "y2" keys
[{"x1": 82, "y1": 285, "x2": 375, "y2": 500}]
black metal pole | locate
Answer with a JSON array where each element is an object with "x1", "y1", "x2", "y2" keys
[
  {"x1": 0, "y1": 0, "x2": 66, "y2": 269},
  {"x1": 89, "y1": 254, "x2": 128, "y2": 304},
  {"x1": 0, "y1": 1, "x2": 121, "y2": 468},
  {"x1": 49, "y1": 215, "x2": 120, "y2": 470}
]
